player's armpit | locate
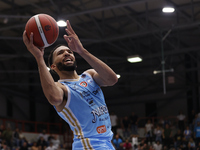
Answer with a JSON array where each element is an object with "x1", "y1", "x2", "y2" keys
[
  {"x1": 47, "y1": 82, "x2": 66, "y2": 106},
  {"x1": 54, "y1": 82, "x2": 68, "y2": 112}
]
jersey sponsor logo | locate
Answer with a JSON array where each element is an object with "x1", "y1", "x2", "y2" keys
[
  {"x1": 91, "y1": 105, "x2": 108, "y2": 123},
  {"x1": 87, "y1": 79, "x2": 92, "y2": 83},
  {"x1": 79, "y1": 91, "x2": 94, "y2": 105},
  {"x1": 99, "y1": 116, "x2": 109, "y2": 121},
  {"x1": 96, "y1": 125, "x2": 106, "y2": 134},
  {"x1": 80, "y1": 91, "x2": 90, "y2": 98},
  {"x1": 80, "y1": 81, "x2": 87, "y2": 87},
  {"x1": 92, "y1": 88, "x2": 100, "y2": 95}
]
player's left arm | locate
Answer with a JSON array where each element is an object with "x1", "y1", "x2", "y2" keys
[
  {"x1": 63, "y1": 20, "x2": 118, "y2": 87},
  {"x1": 85, "y1": 59, "x2": 118, "y2": 87}
]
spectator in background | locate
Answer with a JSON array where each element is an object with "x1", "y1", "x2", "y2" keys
[
  {"x1": 59, "y1": 143, "x2": 67, "y2": 150},
  {"x1": 129, "y1": 112, "x2": 138, "y2": 135},
  {"x1": 20, "y1": 137, "x2": 29, "y2": 148},
  {"x1": 177, "y1": 110, "x2": 186, "y2": 132},
  {"x1": 196, "y1": 141, "x2": 200, "y2": 150},
  {"x1": 122, "y1": 139, "x2": 132, "y2": 150},
  {"x1": 0, "y1": 125, "x2": 5, "y2": 134},
  {"x1": 2, "y1": 126, "x2": 13, "y2": 149},
  {"x1": 162, "y1": 124, "x2": 172, "y2": 148},
  {"x1": 0, "y1": 131, "x2": 2, "y2": 148},
  {"x1": 158, "y1": 117, "x2": 165, "y2": 128},
  {"x1": 38, "y1": 130, "x2": 48, "y2": 143},
  {"x1": 45, "y1": 142, "x2": 57, "y2": 150},
  {"x1": 180, "y1": 137, "x2": 188, "y2": 150},
  {"x1": 194, "y1": 121, "x2": 200, "y2": 146},
  {"x1": 154, "y1": 124, "x2": 162, "y2": 143},
  {"x1": 193, "y1": 114, "x2": 200, "y2": 131},
  {"x1": 174, "y1": 129, "x2": 183, "y2": 149},
  {"x1": 188, "y1": 137, "x2": 195, "y2": 150},
  {"x1": 122, "y1": 116, "x2": 131, "y2": 140},
  {"x1": 19, "y1": 129, "x2": 25, "y2": 141},
  {"x1": 138, "y1": 138, "x2": 146, "y2": 148},
  {"x1": 131, "y1": 134, "x2": 138, "y2": 150},
  {"x1": 153, "y1": 141, "x2": 162, "y2": 150},
  {"x1": 145, "y1": 119, "x2": 153, "y2": 145},
  {"x1": 37, "y1": 137, "x2": 47, "y2": 150},
  {"x1": 31, "y1": 142, "x2": 39, "y2": 150},
  {"x1": 197, "y1": 111, "x2": 200, "y2": 118},
  {"x1": 51, "y1": 135, "x2": 60, "y2": 149},
  {"x1": 13, "y1": 128, "x2": 20, "y2": 147},
  {"x1": 149, "y1": 145, "x2": 155, "y2": 150},
  {"x1": 183, "y1": 126, "x2": 192, "y2": 141},
  {"x1": 188, "y1": 110, "x2": 196, "y2": 130},
  {"x1": 159, "y1": 117, "x2": 171, "y2": 128},
  {"x1": 1, "y1": 140, "x2": 9, "y2": 150},
  {"x1": 47, "y1": 134, "x2": 54, "y2": 146},
  {"x1": 20, "y1": 141, "x2": 28, "y2": 150},
  {"x1": 110, "y1": 111, "x2": 118, "y2": 136},
  {"x1": 112, "y1": 134, "x2": 123, "y2": 150},
  {"x1": 142, "y1": 143, "x2": 149, "y2": 150}
]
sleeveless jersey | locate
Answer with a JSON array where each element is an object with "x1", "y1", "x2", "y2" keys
[{"x1": 54, "y1": 72, "x2": 113, "y2": 149}]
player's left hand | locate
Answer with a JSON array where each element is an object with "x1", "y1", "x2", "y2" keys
[{"x1": 63, "y1": 20, "x2": 85, "y2": 54}]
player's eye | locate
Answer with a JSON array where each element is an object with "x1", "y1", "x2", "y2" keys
[
  {"x1": 57, "y1": 50, "x2": 64, "y2": 55},
  {"x1": 67, "y1": 50, "x2": 73, "y2": 54}
]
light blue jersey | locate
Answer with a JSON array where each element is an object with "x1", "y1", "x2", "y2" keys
[{"x1": 54, "y1": 72, "x2": 114, "y2": 150}]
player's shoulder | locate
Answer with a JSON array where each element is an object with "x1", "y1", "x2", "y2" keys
[
  {"x1": 55, "y1": 81, "x2": 64, "y2": 86},
  {"x1": 55, "y1": 81, "x2": 67, "y2": 91},
  {"x1": 84, "y1": 69, "x2": 96, "y2": 77}
]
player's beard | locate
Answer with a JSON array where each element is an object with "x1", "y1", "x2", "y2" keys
[{"x1": 56, "y1": 61, "x2": 77, "y2": 71}]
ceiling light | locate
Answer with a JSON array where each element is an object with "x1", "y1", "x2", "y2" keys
[
  {"x1": 47, "y1": 67, "x2": 50, "y2": 71},
  {"x1": 162, "y1": 7, "x2": 175, "y2": 13},
  {"x1": 153, "y1": 68, "x2": 174, "y2": 74},
  {"x1": 116, "y1": 74, "x2": 121, "y2": 79},
  {"x1": 57, "y1": 20, "x2": 67, "y2": 27},
  {"x1": 127, "y1": 55, "x2": 142, "y2": 63}
]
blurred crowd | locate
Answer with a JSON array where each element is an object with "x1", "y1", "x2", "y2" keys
[
  {"x1": 0, "y1": 126, "x2": 66, "y2": 150},
  {"x1": 1, "y1": 109, "x2": 200, "y2": 150},
  {"x1": 110, "y1": 110, "x2": 200, "y2": 150}
]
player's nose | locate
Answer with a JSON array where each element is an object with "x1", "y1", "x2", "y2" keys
[{"x1": 63, "y1": 50, "x2": 70, "y2": 56}]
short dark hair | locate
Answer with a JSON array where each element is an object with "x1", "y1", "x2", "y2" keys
[{"x1": 48, "y1": 44, "x2": 68, "y2": 68}]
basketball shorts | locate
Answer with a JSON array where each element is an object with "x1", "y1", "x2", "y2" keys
[{"x1": 72, "y1": 138, "x2": 115, "y2": 150}]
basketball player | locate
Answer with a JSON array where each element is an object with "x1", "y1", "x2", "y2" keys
[{"x1": 23, "y1": 20, "x2": 118, "y2": 150}]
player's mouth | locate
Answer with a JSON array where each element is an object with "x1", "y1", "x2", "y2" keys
[{"x1": 63, "y1": 58, "x2": 73, "y2": 63}]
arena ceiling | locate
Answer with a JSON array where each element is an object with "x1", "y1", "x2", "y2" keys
[{"x1": 0, "y1": 0, "x2": 200, "y2": 110}]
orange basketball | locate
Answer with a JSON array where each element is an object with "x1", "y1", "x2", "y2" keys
[{"x1": 25, "y1": 14, "x2": 59, "y2": 48}]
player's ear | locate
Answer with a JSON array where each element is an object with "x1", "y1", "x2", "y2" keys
[{"x1": 51, "y1": 64, "x2": 56, "y2": 70}]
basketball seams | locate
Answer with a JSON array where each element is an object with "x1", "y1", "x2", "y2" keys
[
  {"x1": 25, "y1": 14, "x2": 59, "y2": 48},
  {"x1": 25, "y1": 17, "x2": 44, "y2": 47},
  {"x1": 34, "y1": 15, "x2": 50, "y2": 48},
  {"x1": 44, "y1": 15, "x2": 56, "y2": 43},
  {"x1": 45, "y1": 15, "x2": 59, "y2": 44}
]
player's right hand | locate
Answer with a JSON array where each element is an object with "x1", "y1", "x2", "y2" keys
[{"x1": 23, "y1": 30, "x2": 44, "y2": 60}]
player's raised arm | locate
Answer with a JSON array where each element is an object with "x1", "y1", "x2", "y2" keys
[
  {"x1": 63, "y1": 20, "x2": 118, "y2": 87},
  {"x1": 23, "y1": 31, "x2": 64, "y2": 106}
]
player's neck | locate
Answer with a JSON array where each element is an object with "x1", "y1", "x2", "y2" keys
[{"x1": 59, "y1": 70, "x2": 79, "y2": 80}]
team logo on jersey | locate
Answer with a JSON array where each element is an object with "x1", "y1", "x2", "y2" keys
[
  {"x1": 96, "y1": 125, "x2": 106, "y2": 134},
  {"x1": 79, "y1": 81, "x2": 87, "y2": 87},
  {"x1": 91, "y1": 105, "x2": 108, "y2": 123}
]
